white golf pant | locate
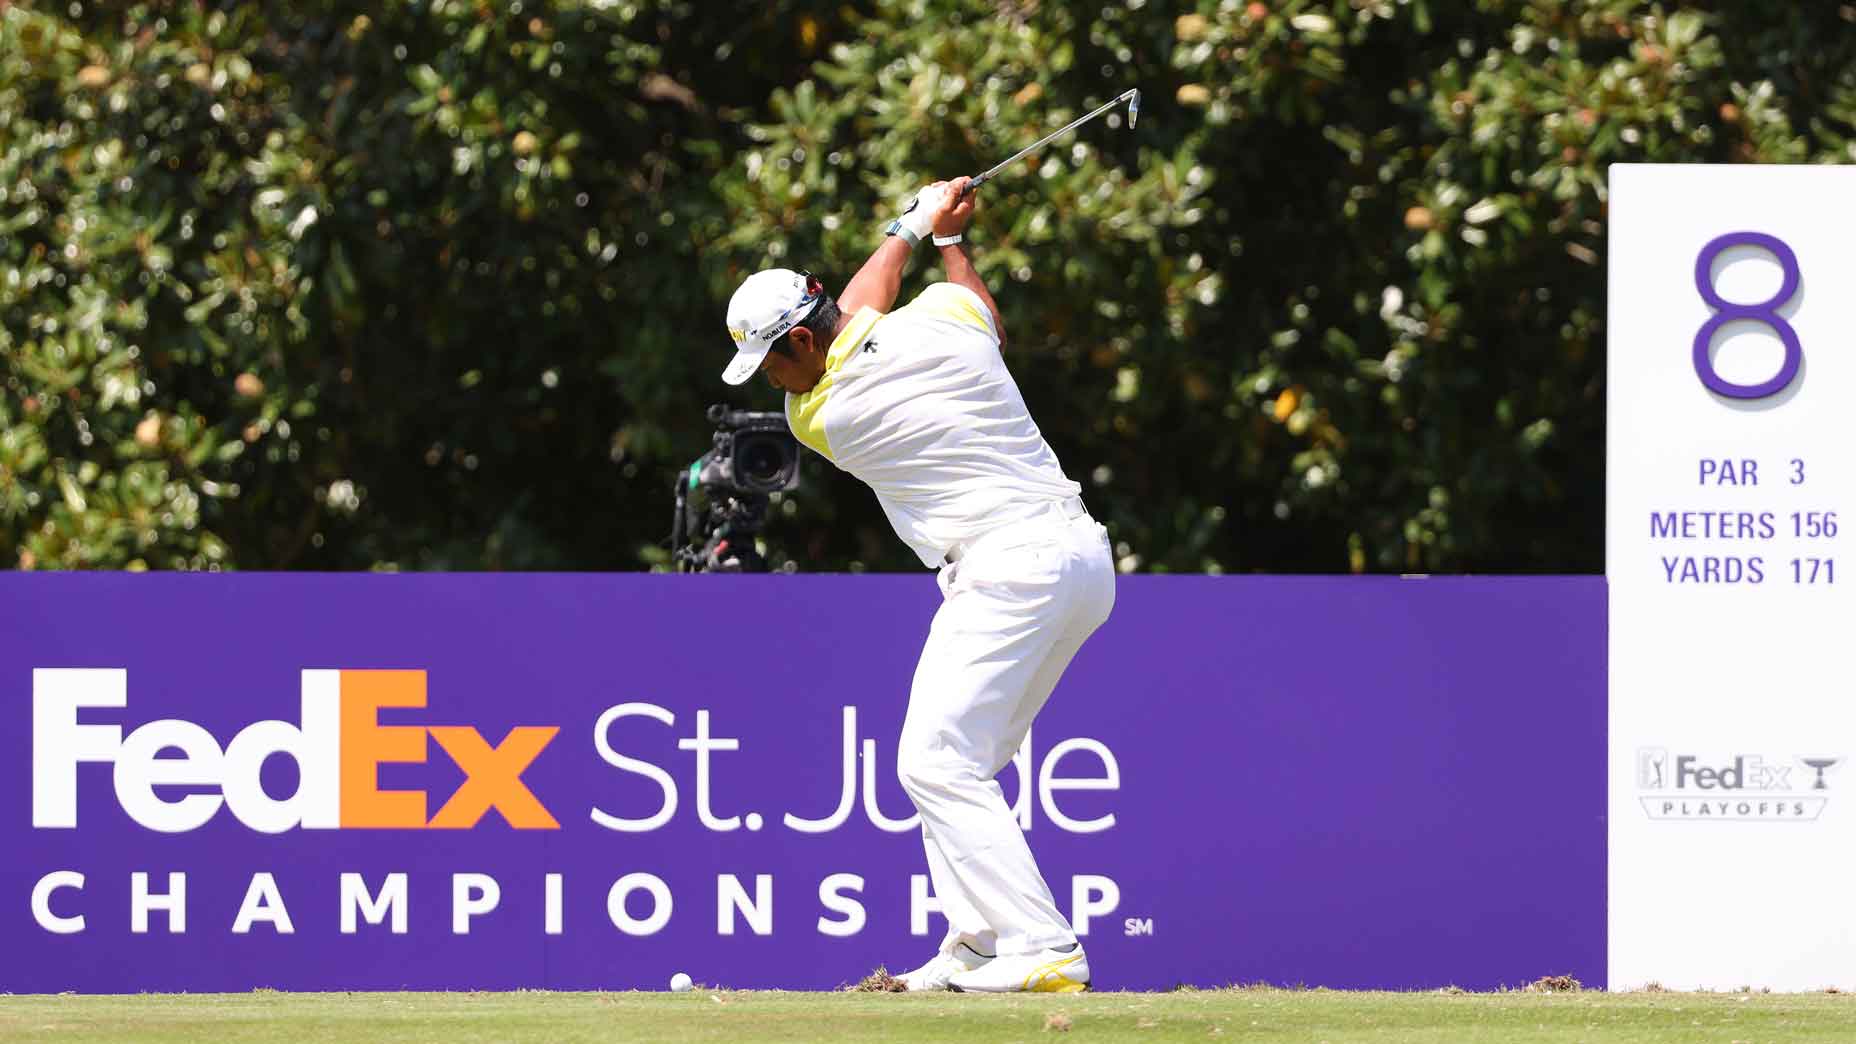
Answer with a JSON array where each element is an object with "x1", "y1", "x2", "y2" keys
[{"x1": 896, "y1": 500, "x2": 1115, "y2": 958}]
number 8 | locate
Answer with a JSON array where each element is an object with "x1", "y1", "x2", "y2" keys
[{"x1": 1692, "y1": 231, "x2": 1802, "y2": 399}]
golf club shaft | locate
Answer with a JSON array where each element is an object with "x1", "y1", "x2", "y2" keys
[{"x1": 963, "y1": 88, "x2": 1140, "y2": 196}]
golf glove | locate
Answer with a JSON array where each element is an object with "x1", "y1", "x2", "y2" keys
[{"x1": 885, "y1": 183, "x2": 949, "y2": 246}]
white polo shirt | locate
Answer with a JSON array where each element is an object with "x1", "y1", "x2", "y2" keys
[{"x1": 785, "y1": 282, "x2": 1083, "y2": 568}]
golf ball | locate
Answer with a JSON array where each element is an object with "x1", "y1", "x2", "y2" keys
[{"x1": 670, "y1": 972, "x2": 693, "y2": 993}]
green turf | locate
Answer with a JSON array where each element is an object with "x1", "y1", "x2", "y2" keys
[{"x1": 0, "y1": 988, "x2": 1852, "y2": 1043}]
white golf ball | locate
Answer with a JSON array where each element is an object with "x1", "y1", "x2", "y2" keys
[{"x1": 670, "y1": 972, "x2": 693, "y2": 993}]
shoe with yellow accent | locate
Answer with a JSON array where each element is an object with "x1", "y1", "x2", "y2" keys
[
  {"x1": 946, "y1": 944, "x2": 1090, "y2": 993},
  {"x1": 897, "y1": 941, "x2": 993, "y2": 992}
]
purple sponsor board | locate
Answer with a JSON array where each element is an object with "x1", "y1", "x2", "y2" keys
[{"x1": 1, "y1": 574, "x2": 1604, "y2": 993}]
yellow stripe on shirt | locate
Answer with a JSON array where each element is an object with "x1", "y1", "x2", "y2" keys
[
  {"x1": 903, "y1": 282, "x2": 994, "y2": 338},
  {"x1": 785, "y1": 305, "x2": 882, "y2": 463}
]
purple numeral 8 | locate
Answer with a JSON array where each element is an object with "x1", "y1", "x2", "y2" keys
[{"x1": 1693, "y1": 231, "x2": 1802, "y2": 399}]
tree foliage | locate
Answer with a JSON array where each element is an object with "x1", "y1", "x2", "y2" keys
[{"x1": 5, "y1": 1, "x2": 1856, "y2": 573}]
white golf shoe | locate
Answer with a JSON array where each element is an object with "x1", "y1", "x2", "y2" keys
[
  {"x1": 947, "y1": 944, "x2": 1090, "y2": 993},
  {"x1": 897, "y1": 941, "x2": 994, "y2": 992}
]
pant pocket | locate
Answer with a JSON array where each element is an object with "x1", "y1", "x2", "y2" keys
[{"x1": 963, "y1": 538, "x2": 1065, "y2": 587}]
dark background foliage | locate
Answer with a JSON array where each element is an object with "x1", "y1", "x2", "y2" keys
[{"x1": 5, "y1": 1, "x2": 1855, "y2": 573}]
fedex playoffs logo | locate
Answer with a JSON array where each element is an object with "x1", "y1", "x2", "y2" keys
[
  {"x1": 32, "y1": 669, "x2": 559, "y2": 833},
  {"x1": 1636, "y1": 745, "x2": 1841, "y2": 822}
]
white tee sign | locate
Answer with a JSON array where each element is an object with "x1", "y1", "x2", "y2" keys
[{"x1": 1608, "y1": 164, "x2": 1855, "y2": 990}]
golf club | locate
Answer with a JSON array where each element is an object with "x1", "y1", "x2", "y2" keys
[
  {"x1": 962, "y1": 87, "x2": 1141, "y2": 196},
  {"x1": 894, "y1": 88, "x2": 1141, "y2": 221}
]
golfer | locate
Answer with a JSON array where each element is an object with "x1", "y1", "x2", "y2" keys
[{"x1": 719, "y1": 177, "x2": 1115, "y2": 993}]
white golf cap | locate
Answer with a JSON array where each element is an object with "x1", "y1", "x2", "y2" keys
[{"x1": 721, "y1": 268, "x2": 823, "y2": 385}]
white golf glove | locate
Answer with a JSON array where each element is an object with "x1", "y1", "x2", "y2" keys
[{"x1": 885, "y1": 182, "x2": 949, "y2": 245}]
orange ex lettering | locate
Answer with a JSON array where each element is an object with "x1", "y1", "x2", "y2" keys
[{"x1": 339, "y1": 670, "x2": 559, "y2": 830}]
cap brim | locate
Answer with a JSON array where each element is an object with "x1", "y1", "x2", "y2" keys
[{"x1": 721, "y1": 344, "x2": 770, "y2": 386}]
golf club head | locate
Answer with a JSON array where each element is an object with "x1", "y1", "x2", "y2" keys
[{"x1": 1126, "y1": 88, "x2": 1140, "y2": 129}]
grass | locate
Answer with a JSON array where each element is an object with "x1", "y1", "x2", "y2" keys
[{"x1": 0, "y1": 987, "x2": 1852, "y2": 1043}]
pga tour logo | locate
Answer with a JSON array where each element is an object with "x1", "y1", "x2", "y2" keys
[{"x1": 1636, "y1": 747, "x2": 1841, "y2": 822}]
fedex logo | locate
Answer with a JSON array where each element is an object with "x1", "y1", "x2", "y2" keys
[{"x1": 32, "y1": 669, "x2": 559, "y2": 834}]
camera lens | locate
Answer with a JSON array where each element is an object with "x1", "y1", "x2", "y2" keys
[{"x1": 738, "y1": 436, "x2": 786, "y2": 486}]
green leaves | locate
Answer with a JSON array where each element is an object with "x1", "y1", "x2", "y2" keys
[{"x1": 5, "y1": 2, "x2": 1853, "y2": 573}]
